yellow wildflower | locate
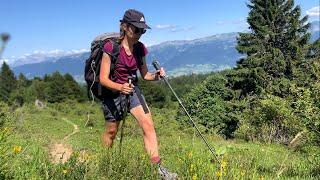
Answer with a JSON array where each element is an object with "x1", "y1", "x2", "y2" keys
[
  {"x1": 13, "y1": 146, "x2": 22, "y2": 154},
  {"x1": 79, "y1": 152, "x2": 91, "y2": 162},
  {"x1": 189, "y1": 164, "x2": 194, "y2": 172},
  {"x1": 221, "y1": 160, "x2": 227, "y2": 169},
  {"x1": 62, "y1": 169, "x2": 68, "y2": 174},
  {"x1": 241, "y1": 170, "x2": 245, "y2": 176},
  {"x1": 74, "y1": 151, "x2": 79, "y2": 156},
  {"x1": 216, "y1": 171, "x2": 222, "y2": 178},
  {"x1": 192, "y1": 174, "x2": 197, "y2": 180}
]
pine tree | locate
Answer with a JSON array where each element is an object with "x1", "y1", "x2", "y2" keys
[
  {"x1": 236, "y1": 0, "x2": 310, "y2": 78},
  {"x1": 44, "y1": 72, "x2": 70, "y2": 103},
  {"x1": 0, "y1": 62, "x2": 17, "y2": 102},
  {"x1": 9, "y1": 73, "x2": 30, "y2": 106},
  {"x1": 64, "y1": 73, "x2": 86, "y2": 101},
  {"x1": 25, "y1": 79, "x2": 46, "y2": 102},
  {"x1": 17, "y1": 73, "x2": 29, "y2": 88}
]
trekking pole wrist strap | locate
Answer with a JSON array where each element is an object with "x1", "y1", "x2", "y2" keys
[{"x1": 153, "y1": 73, "x2": 160, "y2": 81}]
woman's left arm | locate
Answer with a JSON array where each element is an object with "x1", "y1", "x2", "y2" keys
[{"x1": 139, "y1": 57, "x2": 165, "y2": 81}]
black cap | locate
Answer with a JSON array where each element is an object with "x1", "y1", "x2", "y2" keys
[{"x1": 120, "y1": 9, "x2": 151, "y2": 29}]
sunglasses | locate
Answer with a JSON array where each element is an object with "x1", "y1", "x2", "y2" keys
[{"x1": 129, "y1": 24, "x2": 146, "y2": 34}]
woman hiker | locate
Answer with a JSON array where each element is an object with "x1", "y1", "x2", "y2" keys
[{"x1": 99, "y1": 9, "x2": 177, "y2": 179}]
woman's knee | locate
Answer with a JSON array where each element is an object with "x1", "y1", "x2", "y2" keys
[
  {"x1": 107, "y1": 129, "x2": 118, "y2": 139},
  {"x1": 105, "y1": 122, "x2": 119, "y2": 139}
]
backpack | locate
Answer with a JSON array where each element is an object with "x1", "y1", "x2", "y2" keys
[{"x1": 84, "y1": 32, "x2": 144, "y2": 101}]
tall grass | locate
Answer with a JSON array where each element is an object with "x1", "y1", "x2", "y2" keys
[{"x1": 0, "y1": 101, "x2": 319, "y2": 179}]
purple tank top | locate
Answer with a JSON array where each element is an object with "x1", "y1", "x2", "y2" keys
[{"x1": 103, "y1": 41, "x2": 148, "y2": 84}]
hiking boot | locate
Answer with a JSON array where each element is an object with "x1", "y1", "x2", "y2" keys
[{"x1": 158, "y1": 165, "x2": 178, "y2": 180}]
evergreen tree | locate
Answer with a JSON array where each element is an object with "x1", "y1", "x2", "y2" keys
[
  {"x1": 64, "y1": 73, "x2": 86, "y2": 102},
  {"x1": 0, "y1": 62, "x2": 17, "y2": 102},
  {"x1": 25, "y1": 79, "x2": 46, "y2": 102},
  {"x1": 236, "y1": 0, "x2": 310, "y2": 78},
  {"x1": 16, "y1": 73, "x2": 29, "y2": 88},
  {"x1": 44, "y1": 72, "x2": 69, "y2": 103},
  {"x1": 9, "y1": 73, "x2": 30, "y2": 106}
]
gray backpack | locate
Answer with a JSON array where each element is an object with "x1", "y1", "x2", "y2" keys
[{"x1": 84, "y1": 32, "x2": 144, "y2": 101}]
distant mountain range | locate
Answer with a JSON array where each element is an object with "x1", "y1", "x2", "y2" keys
[
  {"x1": 12, "y1": 32, "x2": 241, "y2": 81},
  {"x1": 146, "y1": 33, "x2": 239, "y2": 76},
  {"x1": 9, "y1": 21, "x2": 320, "y2": 81}
]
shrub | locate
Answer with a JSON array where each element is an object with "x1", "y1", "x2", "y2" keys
[
  {"x1": 236, "y1": 95, "x2": 302, "y2": 144},
  {"x1": 0, "y1": 102, "x2": 10, "y2": 128},
  {"x1": 179, "y1": 73, "x2": 239, "y2": 138}
]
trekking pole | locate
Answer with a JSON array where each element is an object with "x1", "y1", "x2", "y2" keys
[
  {"x1": 119, "y1": 76, "x2": 132, "y2": 153},
  {"x1": 152, "y1": 60, "x2": 220, "y2": 164}
]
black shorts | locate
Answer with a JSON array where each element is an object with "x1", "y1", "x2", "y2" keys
[{"x1": 101, "y1": 86, "x2": 149, "y2": 122}]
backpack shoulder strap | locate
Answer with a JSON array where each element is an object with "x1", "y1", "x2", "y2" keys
[
  {"x1": 133, "y1": 41, "x2": 145, "y2": 67},
  {"x1": 111, "y1": 39, "x2": 120, "y2": 62},
  {"x1": 101, "y1": 38, "x2": 120, "y2": 73}
]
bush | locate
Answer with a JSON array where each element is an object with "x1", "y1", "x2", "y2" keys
[
  {"x1": 236, "y1": 95, "x2": 302, "y2": 144},
  {"x1": 179, "y1": 73, "x2": 239, "y2": 138},
  {"x1": 289, "y1": 84, "x2": 320, "y2": 146},
  {"x1": 0, "y1": 102, "x2": 10, "y2": 128},
  {"x1": 139, "y1": 79, "x2": 171, "y2": 108}
]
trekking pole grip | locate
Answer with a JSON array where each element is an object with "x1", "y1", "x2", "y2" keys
[
  {"x1": 152, "y1": 60, "x2": 161, "y2": 71},
  {"x1": 128, "y1": 75, "x2": 132, "y2": 85},
  {"x1": 152, "y1": 60, "x2": 165, "y2": 80}
]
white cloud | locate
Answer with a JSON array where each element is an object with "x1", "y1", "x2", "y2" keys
[
  {"x1": 306, "y1": 6, "x2": 319, "y2": 17},
  {"x1": 155, "y1": 24, "x2": 194, "y2": 33},
  {"x1": 155, "y1": 24, "x2": 176, "y2": 30},
  {"x1": 170, "y1": 26, "x2": 195, "y2": 33},
  {"x1": 69, "y1": 49, "x2": 88, "y2": 54},
  {"x1": 27, "y1": 49, "x2": 89, "y2": 57}
]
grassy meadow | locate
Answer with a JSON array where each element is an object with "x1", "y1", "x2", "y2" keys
[{"x1": 0, "y1": 100, "x2": 319, "y2": 179}]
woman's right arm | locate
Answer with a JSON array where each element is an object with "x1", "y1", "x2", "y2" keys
[{"x1": 99, "y1": 53, "x2": 133, "y2": 94}]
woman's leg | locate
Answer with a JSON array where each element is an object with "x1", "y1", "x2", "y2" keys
[
  {"x1": 130, "y1": 105, "x2": 159, "y2": 160},
  {"x1": 102, "y1": 121, "x2": 120, "y2": 147},
  {"x1": 130, "y1": 104, "x2": 178, "y2": 179}
]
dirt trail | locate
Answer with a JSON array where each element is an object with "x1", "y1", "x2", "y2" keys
[
  {"x1": 49, "y1": 118, "x2": 79, "y2": 164},
  {"x1": 62, "y1": 118, "x2": 79, "y2": 141}
]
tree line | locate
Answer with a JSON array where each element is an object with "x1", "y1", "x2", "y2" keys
[
  {"x1": 0, "y1": 61, "x2": 203, "y2": 108},
  {"x1": 0, "y1": 65, "x2": 87, "y2": 106}
]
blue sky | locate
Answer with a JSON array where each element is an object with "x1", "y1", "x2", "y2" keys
[{"x1": 0, "y1": 0, "x2": 319, "y2": 61}]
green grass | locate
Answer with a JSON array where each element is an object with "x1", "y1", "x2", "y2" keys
[{"x1": 0, "y1": 101, "x2": 319, "y2": 179}]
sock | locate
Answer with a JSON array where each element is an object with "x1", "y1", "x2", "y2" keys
[{"x1": 151, "y1": 156, "x2": 161, "y2": 165}]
